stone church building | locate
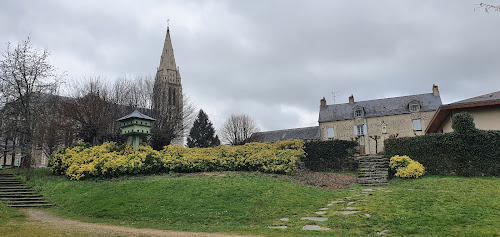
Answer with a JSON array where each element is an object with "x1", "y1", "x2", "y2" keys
[{"x1": 152, "y1": 26, "x2": 184, "y2": 146}]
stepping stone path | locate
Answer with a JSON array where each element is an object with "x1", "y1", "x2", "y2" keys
[
  {"x1": 377, "y1": 230, "x2": 390, "y2": 235},
  {"x1": 302, "y1": 225, "x2": 331, "y2": 231},
  {"x1": 268, "y1": 225, "x2": 288, "y2": 229},
  {"x1": 300, "y1": 217, "x2": 328, "y2": 221},
  {"x1": 333, "y1": 211, "x2": 360, "y2": 215},
  {"x1": 0, "y1": 173, "x2": 53, "y2": 208},
  {"x1": 270, "y1": 188, "x2": 392, "y2": 234}
]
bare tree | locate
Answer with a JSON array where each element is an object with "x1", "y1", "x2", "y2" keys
[
  {"x1": 0, "y1": 36, "x2": 63, "y2": 170},
  {"x1": 219, "y1": 114, "x2": 260, "y2": 146},
  {"x1": 476, "y1": 3, "x2": 500, "y2": 13},
  {"x1": 150, "y1": 94, "x2": 196, "y2": 149}
]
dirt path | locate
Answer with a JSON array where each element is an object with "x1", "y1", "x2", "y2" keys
[{"x1": 24, "y1": 209, "x2": 262, "y2": 237}]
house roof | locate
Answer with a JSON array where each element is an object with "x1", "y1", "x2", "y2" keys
[
  {"x1": 448, "y1": 91, "x2": 500, "y2": 106},
  {"x1": 249, "y1": 126, "x2": 320, "y2": 143},
  {"x1": 117, "y1": 109, "x2": 156, "y2": 121},
  {"x1": 319, "y1": 93, "x2": 442, "y2": 122},
  {"x1": 425, "y1": 90, "x2": 500, "y2": 133}
]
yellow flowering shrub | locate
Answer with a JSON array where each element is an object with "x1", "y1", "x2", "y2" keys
[
  {"x1": 50, "y1": 140, "x2": 305, "y2": 180},
  {"x1": 389, "y1": 155, "x2": 425, "y2": 178}
]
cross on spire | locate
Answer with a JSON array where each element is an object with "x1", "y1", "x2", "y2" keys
[{"x1": 167, "y1": 18, "x2": 170, "y2": 29}]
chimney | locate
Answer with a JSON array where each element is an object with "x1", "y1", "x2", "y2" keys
[
  {"x1": 320, "y1": 97, "x2": 326, "y2": 109},
  {"x1": 433, "y1": 84, "x2": 439, "y2": 96},
  {"x1": 349, "y1": 94, "x2": 354, "y2": 104}
]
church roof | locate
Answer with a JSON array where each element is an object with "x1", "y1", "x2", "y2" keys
[
  {"x1": 117, "y1": 109, "x2": 156, "y2": 122},
  {"x1": 319, "y1": 93, "x2": 442, "y2": 122},
  {"x1": 158, "y1": 27, "x2": 177, "y2": 71},
  {"x1": 250, "y1": 126, "x2": 320, "y2": 143}
]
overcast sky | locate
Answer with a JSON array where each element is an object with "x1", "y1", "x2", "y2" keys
[{"x1": 1, "y1": 0, "x2": 499, "y2": 132}]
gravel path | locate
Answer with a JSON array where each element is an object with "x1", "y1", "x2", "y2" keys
[{"x1": 25, "y1": 209, "x2": 261, "y2": 237}]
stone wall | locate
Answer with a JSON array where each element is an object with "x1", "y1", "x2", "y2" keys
[{"x1": 319, "y1": 111, "x2": 435, "y2": 154}]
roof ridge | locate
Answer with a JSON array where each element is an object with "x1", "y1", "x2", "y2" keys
[
  {"x1": 327, "y1": 92, "x2": 434, "y2": 106},
  {"x1": 256, "y1": 126, "x2": 319, "y2": 133}
]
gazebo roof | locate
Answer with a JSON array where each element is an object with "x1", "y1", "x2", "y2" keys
[{"x1": 117, "y1": 109, "x2": 156, "y2": 122}]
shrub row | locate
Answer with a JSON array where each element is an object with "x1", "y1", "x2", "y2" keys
[
  {"x1": 49, "y1": 140, "x2": 305, "y2": 180},
  {"x1": 302, "y1": 140, "x2": 358, "y2": 172},
  {"x1": 385, "y1": 113, "x2": 500, "y2": 176}
]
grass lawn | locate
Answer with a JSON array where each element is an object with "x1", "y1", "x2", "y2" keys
[{"x1": 2, "y1": 169, "x2": 500, "y2": 236}]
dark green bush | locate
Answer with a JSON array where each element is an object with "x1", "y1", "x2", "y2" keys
[
  {"x1": 385, "y1": 113, "x2": 500, "y2": 176},
  {"x1": 303, "y1": 140, "x2": 358, "y2": 172},
  {"x1": 452, "y1": 112, "x2": 476, "y2": 134}
]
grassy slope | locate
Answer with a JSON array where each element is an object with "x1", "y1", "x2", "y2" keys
[
  {"x1": 4, "y1": 169, "x2": 500, "y2": 236},
  {"x1": 21, "y1": 169, "x2": 346, "y2": 235}
]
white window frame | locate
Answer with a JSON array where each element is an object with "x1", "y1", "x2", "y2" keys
[
  {"x1": 327, "y1": 127, "x2": 334, "y2": 139},
  {"x1": 413, "y1": 119, "x2": 422, "y2": 131},
  {"x1": 354, "y1": 124, "x2": 367, "y2": 136},
  {"x1": 410, "y1": 104, "x2": 420, "y2": 112},
  {"x1": 354, "y1": 109, "x2": 362, "y2": 118}
]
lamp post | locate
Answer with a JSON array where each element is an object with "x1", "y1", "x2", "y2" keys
[{"x1": 117, "y1": 109, "x2": 156, "y2": 148}]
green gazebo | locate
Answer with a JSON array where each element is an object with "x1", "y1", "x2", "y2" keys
[{"x1": 117, "y1": 109, "x2": 156, "y2": 148}]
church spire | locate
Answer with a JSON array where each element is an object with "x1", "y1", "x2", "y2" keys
[{"x1": 159, "y1": 24, "x2": 176, "y2": 71}]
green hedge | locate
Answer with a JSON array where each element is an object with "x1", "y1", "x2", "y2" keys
[
  {"x1": 385, "y1": 112, "x2": 500, "y2": 176},
  {"x1": 303, "y1": 140, "x2": 358, "y2": 172}
]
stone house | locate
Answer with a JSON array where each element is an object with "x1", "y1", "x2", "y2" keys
[
  {"x1": 426, "y1": 90, "x2": 500, "y2": 133},
  {"x1": 318, "y1": 85, "x2": 442, "y2": 154}
]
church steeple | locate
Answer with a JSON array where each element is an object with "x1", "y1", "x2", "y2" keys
[
  {"x1": 153, "y1": 24, "x2": 184, "y2": 146},
  {"x1": 159, "y1": 27, "x2": 177, "y2": 71}
]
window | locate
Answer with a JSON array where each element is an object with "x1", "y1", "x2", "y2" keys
[
  {"x1": 327, "y1": 127, "x2": 334, "y2": 139},
  {"x1": 357, "y1": 125, "x2": 364, "y2": 135},
  {"x1": 410, "y1": 104, "x2": 420, "y2": 112},
  {"x1": 413, "y1": 119, "x2": 422, "y2": 131},
  {"x1": 354, "y1": 109, "x2": 362, "y2": 118},
  {"x1": 354, "y1": 125, "x2": 367, "y2": 136},
  {"x1": 381, "y1": 122, "x2": 387, "y2": 134}
]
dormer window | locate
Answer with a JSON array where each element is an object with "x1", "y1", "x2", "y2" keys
[
  {"x1": 410, "y1": 104, "x2": 420, "y2": 112},
  {"x1": 354, "y1": 109, "x2": 363, "y2": 118},
  {"x1": 409, "y1": 100, "x2": 421, "y2": 113}
]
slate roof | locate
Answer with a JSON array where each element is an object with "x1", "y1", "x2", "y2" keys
[
  {"x1": 117, "y1": 109, "x2": 156, "y2": 121},
  {"x1": 319, "y1": 93, "x2": 442, "y2": 122},
  {"x1": 447, "y1": 90, "x2": 500, "y2": 106},
  {"x1": 249, "y1": 126, "x2": 320, "y2": 143}
]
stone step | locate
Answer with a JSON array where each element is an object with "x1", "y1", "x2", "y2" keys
[
  {"x1": 0, "y1": 194, "x2": 43, "y2": 198},
  {"x1": 358, "y1": 179, "x2": 388, "y2": 183},
  {"x1": 0, "y1": 188, "x2": 34, "y2": 192},
  {"x1": 0, "y1": 183, "x2": 24, "y2": 186},
  {"x1": 6, "y1": 199, "x2": 51, "y2": 204},
  {"x1": 0, "y1": 186, "x2": 31, "y2": 189},
  {"x1": 0, "y1": 191, "x2": 38, "y2": 196},
  {"x1": 359, "y1": 171, "x2": 389, "y2": 175},
  {"x1": 359, "y1": 169, "x2": 389, "y2": 172},
  {"x1": 359, "y1": 163, "x2": 389, "y2": 166},
  {"x1": 359, "y1": 175, "x2": 388, "y2": 178},
  {"x1": 359, "y1": 181, "x2": 388, "y2": 184},
  {"x1": 8, "y1": 203, "x2": 54, "y2": 208},
  {"x1": 359, "y1": 176, "x2": 388, "y2": 179},
  {"x1": 1, "y1": 197, "x2": 47, "y2": 201}
]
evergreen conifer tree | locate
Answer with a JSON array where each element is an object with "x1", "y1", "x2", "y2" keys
[{"x1": 187, "y1": 109, "x2": 220, "y2": 148}]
